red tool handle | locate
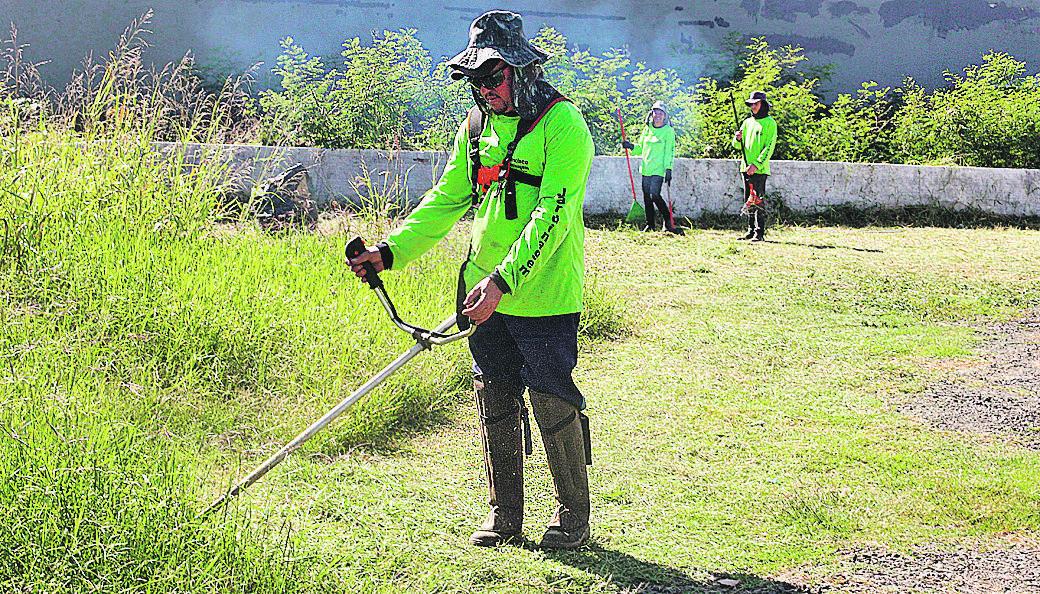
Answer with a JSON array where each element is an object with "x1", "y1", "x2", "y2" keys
[{"x1": 617, "y1": 106, "x2": 638, "y2": 204}]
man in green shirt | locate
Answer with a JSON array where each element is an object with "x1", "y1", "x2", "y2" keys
[
  {"x1": 348, "y1": 10, "x2": 594, "y2": 549},
  {"x1": 732, "y1": 91, "x2": 778, "y2": 242}
]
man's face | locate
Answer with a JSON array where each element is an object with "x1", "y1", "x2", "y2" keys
[
  {"x1": 652, "y1": 109, "x2": 666, "y2": 127},
  {"x1": 473, "y1": 62, "x2": 514, "y2": 114},
  {"x1": 750, "y1": 101, "x2": 763, "y2": 115}
]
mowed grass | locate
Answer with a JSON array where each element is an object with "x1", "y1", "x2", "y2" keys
[
  {"x1": 242, "y1": 224, "x2": 1040, "y2": 592},
  {"x1": 3, "y1": 128, "x2": 1040, "y2": 591}
]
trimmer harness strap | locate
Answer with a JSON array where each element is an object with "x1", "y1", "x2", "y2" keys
[{"x1": 466, "y1": 95, "x2": 570, "y2": 219}]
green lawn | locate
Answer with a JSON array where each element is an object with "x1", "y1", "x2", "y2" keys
[{"x1": 219, "y1": 224, "x2": 1040, "y2": 592}]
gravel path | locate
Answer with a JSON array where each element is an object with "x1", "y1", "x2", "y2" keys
[
  {"x1": 776, "y1": 539, "x2": 1040, "y2": 594},
  {"x1": 902, "y1": 310, "x2": 1040, "y2": 448}
]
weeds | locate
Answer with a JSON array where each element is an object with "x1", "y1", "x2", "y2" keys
[
  {"x1": 347, "y1": 150, "x2": 413, "y2": 237},
  {"x1": 1, "y1": 11, "x2": 258, "y2": 144},
  {"x1": 0, "y1": 21, "x2": 631, "y2": 588},
  {"x1": 0, "y1": 404, "x2": 310, "y2": 592},
  {"x1": 0, "y1": 17, "x2": 462, "y2": 589}
]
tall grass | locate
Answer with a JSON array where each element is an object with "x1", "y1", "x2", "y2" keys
[
  {"x1": 0, "y1": 15, "x2": 630, "y2": 589},
  {"x1": 0, "y1": 395, "x2": 309, "y2": 591},
  {"x1": 0, "y1": 126, "x2": 312, "y2": 588},
  {"x1": 0, "y1": 20, "x2": 472, "y2": 589}
]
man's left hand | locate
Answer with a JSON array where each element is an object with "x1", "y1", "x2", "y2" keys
[
  {"x1": 462, "y1": 276, "x2": 503, "y2": 325},
  {"x1": 664, "y1": 169, "x2": 672, "y2": 184},
  {"x1": 745, "y1": 164, "x2": 758, "y2": 176}
]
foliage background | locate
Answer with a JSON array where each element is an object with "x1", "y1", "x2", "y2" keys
[
  {"x1": 253, "y1": 28, "x2": 1040, "y2": 169},
  {"x1": 3, "y1": 18, "x2": 1036, "y2": 169}
]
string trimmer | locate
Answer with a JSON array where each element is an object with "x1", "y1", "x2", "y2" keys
[{"x1": 201, "y1": 237, "x2": 475, "y2": 517}]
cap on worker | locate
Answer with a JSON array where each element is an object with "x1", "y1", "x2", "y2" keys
[
  {"x1": 745, "y1": 91, "x2": 768, "y2": 105},
  {"x1": 447, "y1": 11, "x2": 549, "y2": 80}
]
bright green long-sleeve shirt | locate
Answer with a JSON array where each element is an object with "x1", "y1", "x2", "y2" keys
[
  {"x1": 630, "y1": 123, "x2": 675, "y2": 177},
  {"x1": 732, "y1": 115, "x2": 778, "y2": 175},
  {"x1": 382, "y1": 101, "x2": 594, "y2": 317}
]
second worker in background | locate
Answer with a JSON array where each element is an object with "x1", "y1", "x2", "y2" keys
[{"x1": 622, "y1": 101, "x2": 682, "y2": 235}]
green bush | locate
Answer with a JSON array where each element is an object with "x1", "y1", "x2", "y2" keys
[
  {"x1": 258, "y1": 30, "x2": 468, "y2": 150},
  {"x1": 256, "y1": 30, "x2": 1039, "y2": 170},
  {"x1": 889, "y1": 52, "x2": 1040, "y2": 168}
]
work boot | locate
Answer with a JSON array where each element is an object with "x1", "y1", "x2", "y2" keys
[
  {"x1": 737, "y1": 229, "x2": 754, "y2": 240},
  {"x1": 529, "y1": 391, "x2": 590, "y2": 550},
  {"x1": 644, "y1": 205, "x2": 657, "y2": 232},
  {"x1": 470, "y1": 376, "x2": 526, "y2": 547}
]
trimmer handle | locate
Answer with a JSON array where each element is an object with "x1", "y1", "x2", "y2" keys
[
  {"x1": 343, "y1": 235, "x2": 476, "y2": 346},
  {"x1": 345, "y1": 236, "x2": 383, "y2": 290}
]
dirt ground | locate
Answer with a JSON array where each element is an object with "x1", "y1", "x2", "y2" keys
[
  {"x1": 763, "y1": 311, "x2": 1040, "y2": 594},
  {"x1": 628, "y1": 535, "x2": 1040, "y2": 593},
  {"x1": 903, "y1": 310, "x2": 1040, "y2": 449},
  {"x1": 773, "y1": 537, "x2": 1040, "y2": 594}
]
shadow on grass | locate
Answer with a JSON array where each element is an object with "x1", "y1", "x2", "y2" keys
[
  {"x1": 762, "y1": 239, "x2": 883, "y2": 253},
  {"x1": 541, "y1": 542, "x2": 810, "y2": 593},
  {"x1": 586, "y1": 205, "x2": 1040, "y2": 232}
]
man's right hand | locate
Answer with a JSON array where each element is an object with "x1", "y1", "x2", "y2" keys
[
  {"x1": 621, "y1": 140, "x2": 634, "y2": 151},
  {"x1": 735, "y1": 130, "x2": 743, "y2": 142},
  {"x1": 347, "y1": 246, "x2": 384, "y2": 281}
]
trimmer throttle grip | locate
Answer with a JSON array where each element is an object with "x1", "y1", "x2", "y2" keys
[{"x1": 345, "y1": 236, "x2": 383, "y2": 290}]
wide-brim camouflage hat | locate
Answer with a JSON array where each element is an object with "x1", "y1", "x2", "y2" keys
[{"x1": 447, "y1": 11, "x2": 549, "y2": 80}]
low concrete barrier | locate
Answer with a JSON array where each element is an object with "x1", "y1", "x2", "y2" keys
[{"x1": 157, "y1": 143, "x2": 1040, "y2": 218}]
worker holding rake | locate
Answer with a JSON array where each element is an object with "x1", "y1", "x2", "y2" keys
[
  {"x1": 733, "y1": 91, "x2": 778, "y2": 242},
  {"x1": 348, "y1": 10, "x2": 595, "y2": 549},
  {"x1": 622, "y1": 101, "x2": 682, "y2": 234}
]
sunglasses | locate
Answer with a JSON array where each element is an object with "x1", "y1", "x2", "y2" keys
[{"x1": 468, "y1": 66, "x2": 507, "y2": 90}]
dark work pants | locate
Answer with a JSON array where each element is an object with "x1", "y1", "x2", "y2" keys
[
  {"x1": 743, "y1": 173, "x2": 768, "y2": 236},
  {"x1": 468, "y1": 312, "x2": 584, "y2": 409},
  {"x1": 641, "y1": 175, "x2": 673, "y2": 231}
]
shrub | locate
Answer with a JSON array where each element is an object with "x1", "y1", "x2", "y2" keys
[
  {"x1": 259, "y1": 29, "x2": 468, "y2": 150},
  {"x1": 254, "y1": 30, "x2": 1039, "y2": 170}
]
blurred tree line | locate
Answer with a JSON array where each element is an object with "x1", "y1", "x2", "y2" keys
[
  {"x1": 5, "y1": 17, "x2": 1032, "y2": 170},
  {"x1": 257, "y1": 27, "x2": 1040, "y2": 169}
]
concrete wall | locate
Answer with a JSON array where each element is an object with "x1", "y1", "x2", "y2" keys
[{"x1": 159, "y1": 143, "x2": 1040, "y2": 218}]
